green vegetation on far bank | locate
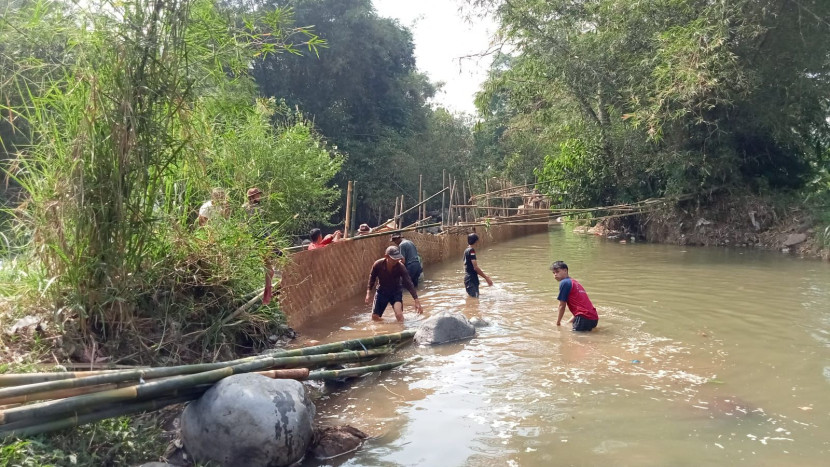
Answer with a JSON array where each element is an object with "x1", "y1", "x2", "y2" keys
[{"x1": 470, "y1": 0, "x2": 830, "y2": 242}]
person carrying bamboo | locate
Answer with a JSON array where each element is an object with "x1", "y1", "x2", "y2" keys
[
  {"x1": 366, "y1": 245, "x2": 423, "y2": 322},
  {"x1": 463, "y1": 233, "x2": 493, "y2": 297},
  {"x1": 551, "y1": 261, "x2": 599, "y2": 331},
  {"x1": 390, "y1": 232, "x2": 423, "y2": 287}
]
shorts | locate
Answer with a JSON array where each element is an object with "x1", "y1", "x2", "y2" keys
[
  {"x1": 464, "y1": 273, "x2": 479, "y2": 298},
  {"x1": 573, "y1": 315, "x2": 598, "y2": 332},
  {"x1": 406, "y1": 262, "x2": 423, "y2": 287},
  {"x1": 372, "y1": 290, "x2": 403, "y2": 316}
]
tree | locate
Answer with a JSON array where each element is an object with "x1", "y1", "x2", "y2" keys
[
  {"x1": 251, "y1": 0, "x2": 441, "y2": 223},
  {"x1": 471, "y1": 0, "x2": 830, "y2": 206}
]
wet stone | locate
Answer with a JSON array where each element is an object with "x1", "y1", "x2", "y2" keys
[
  {"x1": 414, "y1": 311, "x2": 476, "y2": 345},
  {"x1": 783, "y1": 233, "x2": 807, "y2": 247},
  {"x1": 469, "y1": 317, "x2": 490, "y2": 328},
  {"x1": 181, "y1": 374, "x2": 315, "y2": 467},
  {"x1": 311, "y1": 425, "x2": 368, "y2": 460}
]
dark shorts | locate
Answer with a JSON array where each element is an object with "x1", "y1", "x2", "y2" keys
[
  {"x1": 573, "y1": 315, "x2": 598, "y2": 332},
  {"x1": 464, "y1": 273, "x2": 479, "y2": 298},
  {"x1": 406, "y1": 262, "x2": 423, "y2": 287},
  {"x1": 372, "y1": 290, "x2": 403, "y2": 316}
]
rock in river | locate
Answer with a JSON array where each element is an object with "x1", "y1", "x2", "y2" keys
[
  {"x1": 181, "y1": 374, "x2": 315, "y2": 467},
  {"x1": 414, "y1": 311, "x2": 476, "y2": 345}
]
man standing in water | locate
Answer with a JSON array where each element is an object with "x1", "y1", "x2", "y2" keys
[
  {"x1": 463, "y1": 233, "x2": 493, "y2": 297},
  {"x1": 551, "y1": 261, "x2": 599, "y2": 331},
  {"x1": 390, "y1": 232, "x2": 423, "y2": 287},
  {"x1": 366, "y1": 245, "x2": 424, "y2": 322}
]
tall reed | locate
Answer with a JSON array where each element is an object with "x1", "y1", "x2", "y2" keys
[{"x1": 1, "y1": 0, "x2": 337, "y2": 361}]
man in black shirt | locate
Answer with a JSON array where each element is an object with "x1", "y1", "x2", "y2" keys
[
  {"x1": 463, "y1": 233, "x2": 493, "y2": 297},
  {"x1": 366, "y1": 245, "x2": 424, "y2": 322}
]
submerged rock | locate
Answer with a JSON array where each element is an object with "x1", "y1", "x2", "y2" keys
[
  {"x1": 181, "y1": 374, "x2": 315, "y2": 467},
  {"x1": 310, "y1": 425, "x2": 368, "y2": 460},
  {"x1": 469, "y1": 317, "x2": 490, "y2": 328},
  {"x1": 414, "y1": 311, "x2": 476, "y2": 345}
]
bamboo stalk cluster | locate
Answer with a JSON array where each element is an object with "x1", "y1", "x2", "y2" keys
[{"x1": 0, "y1": 331, "x2": 415, "y2": 438}]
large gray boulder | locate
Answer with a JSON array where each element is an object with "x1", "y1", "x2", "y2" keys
[
  {"x1": 414, "y1": 312, "x2": 476, "y2": 345},
  {"x1": 181, "y1": 374, "x2": 315, "y2": 467}
]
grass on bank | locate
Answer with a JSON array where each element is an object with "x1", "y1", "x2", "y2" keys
[{"x1": 0, "y1": 416, "x2": 167, "y2": 467}]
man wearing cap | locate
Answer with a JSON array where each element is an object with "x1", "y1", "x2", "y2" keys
[
  {"x1": 357, "y1": 223, "x2": 372, "y2": 235},
  {"x1": 242, "y1": 187, "x2": 263, "y2": 217},
  {"x1": 365, "y1": 245, "x2": 424, "y2": 322},
  {"x1": 551, "y1": 261, "x2": 599, "y2": 331},
  {"x1": 390, "y1": 233, "x2": 423, "y2": 287}
]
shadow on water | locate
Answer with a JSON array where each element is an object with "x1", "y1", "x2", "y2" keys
[{"x1": 298, "y1": 227, "x2": 830, "y2": 466}]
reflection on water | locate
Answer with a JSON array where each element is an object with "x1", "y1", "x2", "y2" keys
[{"x1": 298, "y1": 227, "x2": 830, "y2": 466}]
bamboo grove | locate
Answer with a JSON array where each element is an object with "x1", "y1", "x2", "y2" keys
[{"x1": 0, "y1": 0, "x2": 343, "y2": 359}]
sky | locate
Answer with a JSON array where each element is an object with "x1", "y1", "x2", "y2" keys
[{"x1": 373, "y1": 0, "x2": 498, "y2": 116}]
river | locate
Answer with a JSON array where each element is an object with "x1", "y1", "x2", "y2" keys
[{"x1": 297, "y1": 226, "x2": 830, "y2": 466}]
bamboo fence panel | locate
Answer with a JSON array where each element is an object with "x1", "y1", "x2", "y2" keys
[{"x1": 279, "y1": 223, "x2": 548, "y2": 328}]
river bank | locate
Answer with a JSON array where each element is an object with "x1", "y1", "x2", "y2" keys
[{"x1": 586, "y1": 193, "x2": 830, "y2": 261}]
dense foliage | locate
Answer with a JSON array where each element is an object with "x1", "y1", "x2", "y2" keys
[
  {"x1": 472, "y1": 0, "x2": 830, "y2": 207},
  {"x1": 0, "y1": 0, "x2": 341, "y2": 358}
]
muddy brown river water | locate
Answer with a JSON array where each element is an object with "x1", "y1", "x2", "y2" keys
[{"x1": 296, "y1": 227, "x2": 830, "y2": 466}]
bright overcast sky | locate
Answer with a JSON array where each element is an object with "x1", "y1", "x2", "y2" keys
[{"x1": 373, "y1": 0, "x2": 497, "y2": 115}]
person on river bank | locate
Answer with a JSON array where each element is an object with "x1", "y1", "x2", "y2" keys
[
  {"x1": 197, "y1": 188, "x2": 230, "y2": 226},
  {"x1": 391, "y1": 232, "x2": 423, "y2": 287},
  {"x1": 551, "y1": 261, "x2": 598, "y2": 331},
  {"x1": 307, "y1": 228, "x2": 342, "y2": 250},
  {"x1": 366, "y1": 245, "x2": 423, "y2": 322},
  {"x1": 463, "y1": 233, "x2": 493, "y2": 297}
]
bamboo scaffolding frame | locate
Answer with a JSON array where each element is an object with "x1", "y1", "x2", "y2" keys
[{"x1": 394, "y1": 187, "x2": 449, "y2": 223}]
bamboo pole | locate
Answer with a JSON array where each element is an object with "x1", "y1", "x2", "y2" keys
[
  {"x1": 0, "y1": 348, "x2": 394, "y2": 426},
  {"x1": 0, "y1": 391, "x2": 206, "y2": 438},
  {"x1": 305, "y1": 360, "x2": 407, "y2": 380},
  {"x1": 469, "y1": 179, "x2": 559, "y2": 201},
  {"x1": 441, "y1": 170, "x2": 446, "y2": 227},
  {"x1": 399, "y1": 195, "x2": 405, "y2": 228},
  {"x1": 0, "y1": 360, "x2": 411, "y2": 437},
  {"x1": 0, "y1": 332, "x2": 414, "y2": 398},
  {"x1": 255, "y1": 368, "x2": 310, "y2": 379},
  {"x1": 394, "y1": 187, "x2": 448, "y2": 224},
  {"x1": 0, "y1": 347, "x2": 393, "y2": 404},
  {"x1": 448, "y1": 177, "x2": 455, "y2": 226},
  {"x1": 485, "y1": 179, "x2": 491, "y2": 217},
  {"x1": 350, "y1": 181, "x2": 357, "y2": 234},
  {"x1": 344, "y1": 181, "x2": 353, "y2": 239},
  {"x1": 0, "y1": 370, "x2": 136, "y2": 388},
  {"x1": 418, "y1": 174, "x2": 423, "y2": 221},
  {"x1": 393, "y1": 196, "x2": 400, "y2": 228},
  {"x1": 462, "y1": 181, "x2": 467, "y2": 223}
]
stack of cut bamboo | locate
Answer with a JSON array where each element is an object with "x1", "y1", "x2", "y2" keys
[{"x1": 0, "y1": 331, "x2": 415, "y2": 438}]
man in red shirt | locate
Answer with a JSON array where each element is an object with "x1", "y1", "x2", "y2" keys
[
  {"x1": 365, "y1": 246, "x2": 424, "y2": 322},
  {"x1": 307, "y1": 228, "x2": 342, "y2": 250},
  {"x1": 551, "y1": 261, "x2": 599, "y2": 331}
]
